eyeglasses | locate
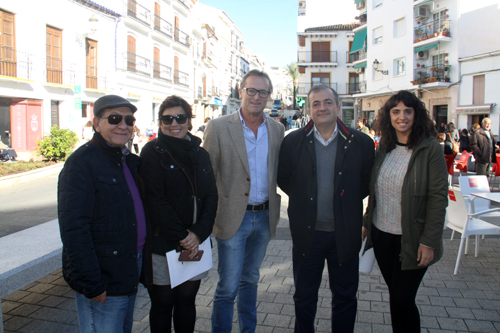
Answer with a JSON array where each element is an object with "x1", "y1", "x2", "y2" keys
[
  {"x1": 160, "y1": 114, "x2": 190, "y2": 125},
  {"x1": 101, "y1": 115, "x2": 136, "y2": 126},
  {"x1": 243, "y1": 88, "x2": 270, "y2": 98}
]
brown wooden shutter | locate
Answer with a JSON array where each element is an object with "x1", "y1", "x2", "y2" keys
[
  {"x1": 86, "y1": 39, "x2": 97, "y2": 89},
  {"x1": 154, "y1": 2, "x2": 160, "y2": 29},
  {"x1": 0, "y1": 10, "x2": 16, "y2": 77},
  {"x1": 46, "y1": 26, "x2": 62, "y2": 84},
  {"x1": 127, "y1": 35, "x2": 136, "y2": 71},
  {"x1": 298, "y1": 66, "x2": 305, "y2": 74},
  {"x1": 298, "y1": 36, "x2": 306, "y2": 47},
  {"x1": 153, "y1": 47, "x2": 160, "y2": 78},
  {"x1": 473, "y1": 75, "x2": 485, "y2": 105},
  {"x1": 311, "y1": 42, "x2": 330, "y2": 62},
  {"x1": 174, "y1": 56, "x2": 179, "y2": 83}
]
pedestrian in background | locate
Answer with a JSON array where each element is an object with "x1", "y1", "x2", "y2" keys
[
  {"x1": 363, "y1": 90, "x2": 448, "y2": 333},
  {"x1": 204, "y1": 70, "x2": 284, "y2": 332},
  {"x1": 459, "y1": 129, "x2": 471, "y2": 153},
  {"x1": 278, "y1": 85, "x2": 374, "y2": 332},
  {"x1": 58, "y1": 95, "x2": 146, "y2": 333},
  {"x1": 471, "y1": 117, "x2": 497, "y2": 176},
  {"x1": 140, "y1": 95, "x2": 217, "y2": 333}
]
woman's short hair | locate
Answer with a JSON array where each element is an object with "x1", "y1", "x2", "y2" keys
[
  {"x1": 159, "y1": 95, "x2": 193, "y2": 131},
  {"x1": 472, "y1": 123, "x2": 480, "y2": 131},
  {"x1": 374, "y1": 90, "x2": 435, "y2": 152}
]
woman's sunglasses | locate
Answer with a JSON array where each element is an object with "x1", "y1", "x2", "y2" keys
[
  {"x1": 160, "y1": 114, "x2": 190, "y2": 125},
  {"x1": 101, "y1": 115, "x2": 136, "y2": 126}
]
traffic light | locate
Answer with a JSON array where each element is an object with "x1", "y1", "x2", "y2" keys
[{"x1": 296, "y1": 97, "x2": 305, "y2": 107}]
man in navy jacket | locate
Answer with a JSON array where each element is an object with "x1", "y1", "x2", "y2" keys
[
  {"x1": 278, "y1": 85, "x2": 374, "y2": 332},
  {"x1": 58, "y1": 95, "x2": 146, "y2": 333}
]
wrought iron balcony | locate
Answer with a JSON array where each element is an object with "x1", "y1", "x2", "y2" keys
[
  {"x1": 126, "y1": 52, "x2": 151, "y2": 77},
  {"x1": 297, "y1": 82, "x2": 338, "y2": 95},
  {"x1": 177, "y1": 0, "x2": 190, "y2": 10},
  {"x1": 174, "y1": 69, "x2": 189, "y2": 86},
  {"x1": 45, "y1": 56, "x2": 76, "y2": 85},
  {"x1": 348, "y1": 47, "x2": 367, "y2": 63},
  {"x1": 174, "y1": 27, "x2": 191, "y2": 47},
  {"x1": 412, "y1": 64, "x2": 450, "y2": 84},
  {"x1": 153, "y1": 62, "x2": 172, "y2": 82},
  {"x1": 154, "y1": 15, "x2": 173, "y2": 38},
  {"x1": 414, "y1": 19, "x2": 451, "y2": 42},
  {"x1": 298, "y1": 51, "x2": 338, "y2": 63},
  {"x1": 85, "y1": 66, "x2": 111, "y2": 90},
  {"x1": 347, "y1": 82, "x2": 365, "y2": 94},
  {"x1": 127, "y1": 0, "x2": 151, "y2": 25},
  {"x1": 0, "y1": 47, "x2": 34, "y2": 80}
]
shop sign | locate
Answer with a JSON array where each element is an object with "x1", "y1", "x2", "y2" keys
[{"x1": 456, "y1": 106, "x2": 491, "y2": 114}]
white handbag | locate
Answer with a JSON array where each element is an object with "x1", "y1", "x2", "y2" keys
[{"x1": 359, "y1": 238, "x2": 376, "y2": 274}]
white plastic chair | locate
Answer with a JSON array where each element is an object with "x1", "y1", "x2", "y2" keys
[
  {"x1": 458, "y1": 175, "x2": 500, "y2": 221},
  {"x1": 445, "y1": 189, "x2": 500, "y2": 275}
]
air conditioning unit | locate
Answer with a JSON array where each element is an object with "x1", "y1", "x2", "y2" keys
[
  {"x1": 356, "y1": 1, "x2": 365, "y2": 10},
  {"x1": 414, "y1": 6, "x2": 430, "y2": 20},
  {"x1": 356, "y1": 67, "x2": 364, "y2": 74},
  {"x1": 416, "y1": 50, "x2": 428, "y2": 60}
]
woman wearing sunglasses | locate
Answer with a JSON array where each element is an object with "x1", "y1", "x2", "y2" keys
[{"x1": 139, "y1": 95, "x2": 218, "y2": 333}]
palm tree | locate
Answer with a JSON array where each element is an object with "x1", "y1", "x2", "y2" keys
[{"x1": 285, "y1": 61, "x2": 298, "y2": 110}]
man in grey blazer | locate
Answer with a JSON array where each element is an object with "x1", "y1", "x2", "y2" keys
[{"x1": 204, "y1": 69, "x2": 285, "y2": 332}]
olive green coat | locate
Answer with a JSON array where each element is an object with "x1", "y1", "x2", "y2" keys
[{"x1": 363, "y1": 135, "x2": 448, "y2": 270}]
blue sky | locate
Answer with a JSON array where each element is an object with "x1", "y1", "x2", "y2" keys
[{"x1": 199, "y1": 0, "x2": 298, "y2": 69}]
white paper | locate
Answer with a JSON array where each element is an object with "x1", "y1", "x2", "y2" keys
[
  {"x1": 359, "y1": 238, "x2": 376, "y2": 274},
  {"x1": 166, "y1": 238, "x2": 213, "y2": 288}
]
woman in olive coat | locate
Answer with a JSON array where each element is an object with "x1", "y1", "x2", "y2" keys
[{"x1": 363, "y1": 91, "x2": 448, "y2": 333}]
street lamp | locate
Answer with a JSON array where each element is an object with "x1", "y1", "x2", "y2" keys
[{"x1": 373, "y1": 59, "x2": 388, "y2": 75}]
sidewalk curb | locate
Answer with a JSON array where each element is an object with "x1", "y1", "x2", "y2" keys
[{"x1": 0, "y1": 163, "x2": 64, "y2": 189}]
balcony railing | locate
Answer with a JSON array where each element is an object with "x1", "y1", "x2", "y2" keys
[
  {"x1": 212, "y1": 86, "x2": 219, "y2": 96},
  {"x1": 153, "y1": 62, "x2": 172, "y2": 82},
  {"x1": 126, "y1": 52, "x2": 151, "y2": 77},
  {"x1": 347, "y1": 52, "x2": 359, "y2": 63},
  {"x1": 127, "y1": 0, "x2": 151, "y2": 25},
  {"x1": 412, "y1": 64, "x2": 450, "y2": 84},
  {"x1": 174, "y1": 27, "x2": 191, "y2": 47},
  {"x1": 174, "y1": 69, "x2": 189, "y2": 86},
  {"x1": 46, "y1": 57, "x2": 76, "y2": 85},
  {"x1": 414, "y1": 19, "x2": 451, "y2": 42},
  {"x1": 154, "y1": 15, "x2": 173, "y2": 38},
  {"x1": 0, "y1": 47, "x2": 34, "y2": 80},
  {"x1": 177, "y1": 0, "x2": 190, "y2": 10},
  {"x1": 347, "y1": 82, "x2": 365, "y2": 94},
  {"x1": 85, "y1": 67, "x2": 111, "y2": 90},
  {"x1": 298, "y1": 51, "x2": 338, "y2": 63},
  {"x1": 297, "y1": 82, "x2": 338, "y2": 95}
]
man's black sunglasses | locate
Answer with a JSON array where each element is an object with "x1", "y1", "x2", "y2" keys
[
  {"x1": 101, "y1": 114, "x2": 136, "y2": 126},
  {"x1": 160, "y1": 114, "x2": 191, "y2": 125}
]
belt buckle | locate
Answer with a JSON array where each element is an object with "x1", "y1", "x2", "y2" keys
[{"x1": 251, "y1": 204, "x2": 257, "y2": 213}]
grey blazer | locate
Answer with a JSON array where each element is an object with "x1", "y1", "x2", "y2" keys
[{"x1": 203, "y1": 111, "x2": 285, "y2": 240}]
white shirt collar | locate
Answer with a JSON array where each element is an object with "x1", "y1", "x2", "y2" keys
[{"x1": 313, "y1": 123, "x2": 338, "y2": 146}]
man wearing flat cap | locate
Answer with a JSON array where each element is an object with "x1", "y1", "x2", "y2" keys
[{"x1": 58, "y1": 95, "x2": 146, "y2": 333}]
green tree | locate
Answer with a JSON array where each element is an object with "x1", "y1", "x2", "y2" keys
[
  {"x1": 36, "y1": 125, "x2": 78, "y2": 162},
  {"x1": 284, "y1": 61, "x2": 298, "y2": 110}
]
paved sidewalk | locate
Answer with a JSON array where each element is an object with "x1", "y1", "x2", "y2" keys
[{"x1": 2, "y1": 218, "x2": 500, "y2": 332}]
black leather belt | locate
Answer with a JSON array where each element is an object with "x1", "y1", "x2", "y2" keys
[{"x1": 246, "y1": 201, "x2": 269, "y2": 212}]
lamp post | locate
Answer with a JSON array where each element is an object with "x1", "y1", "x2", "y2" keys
[{"x1": 373, "y1": 59, "x2": 388, "y2": 75}]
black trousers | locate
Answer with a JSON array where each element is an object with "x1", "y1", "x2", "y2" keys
[
  {"x1": 293, "y1": 231, "x2": 358, "y2": 333},
  {"x1": 371, "y1": 225, "x2": 427, "y2": 333}
]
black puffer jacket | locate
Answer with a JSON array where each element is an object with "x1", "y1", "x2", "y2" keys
[
  {"x1": 58, "y1": 132, "x2": 141, "y2": 298},
  {"x1": 278, "y1": 119, "x2": 374, "y2": 261},
  {"x1": 139, "y1": 131, "x2": 217, "y2": 257}
]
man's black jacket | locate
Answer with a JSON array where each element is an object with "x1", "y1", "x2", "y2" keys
[{"x1": 277, "y1": 119, "x2": 374, "y2": 261}]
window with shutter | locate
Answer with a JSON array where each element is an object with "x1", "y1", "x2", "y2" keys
[
  {"x1": 46, "y1": 26, "x2": 62, "y2": 84},
  {"x1": 127, "y1": 35, "x2": 136, "y2": 71},
  {"x1": 86, "y1": 39, "x2": 97, "y2": 89},
  {"x1": 311, "y1": 42, "x2": 330, "y2": 62},
  {"x1": 0, "y1": 10, "x2": 16, "y2": 77}
]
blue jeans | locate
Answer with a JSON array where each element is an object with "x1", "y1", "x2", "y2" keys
[
  {"x1": 75, "y1": 252, "x2": 143, "y2": 333},
  {"x1": 293, "y1": 231, "x2": 358, "y2": 333},
  {"x1": 212, "y1": 210, "x2": 271, "y2": 333}
]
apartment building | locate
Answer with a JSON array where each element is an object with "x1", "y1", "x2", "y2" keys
[
  {"x1": 352, "y1": 0, "x2": 500, "y2": 133},
  {"x1": 297, "y1": 23, "x2": 360, "y2": 126},
  {"x1": 0, "y1": 0, "x2": 119, "y2": 158}
]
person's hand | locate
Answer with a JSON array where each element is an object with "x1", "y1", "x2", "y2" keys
[
  {"x1": 180, "y1": 231, "x2": 200, "y2": 258},
  {"x1": 417, "y1": 245, "x2": 434, "y2": 267},
  {"x1": 362, "y1": 227, "x2": 368, "y2": 241},
  {"x1": 90, "y1": 291, "x2": 106, "y2": 303}
]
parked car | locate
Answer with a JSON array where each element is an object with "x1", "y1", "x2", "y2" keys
[{"x1": 270, "y1": 109, "x2": 279, "y2": 117}]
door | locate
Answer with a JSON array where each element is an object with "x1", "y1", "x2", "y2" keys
[
  {"x1": 127, "y1": 35, "x2": 136, "y2": 71},
  {"x1": 0, "y1": 10, "x2": 16, "y2": 77},
  {"x1": 51, "y1": 100, "x2": 59, "y2": 127},
  {"x1": 46, "y1": 26, "x2": 62, "y2": 84},
  {"x1": 86, "y1": 39, "x2": 97, "y2": 89},
  {"x1": 348, "y1": 73, "x2": 359, "y2": 94}
]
